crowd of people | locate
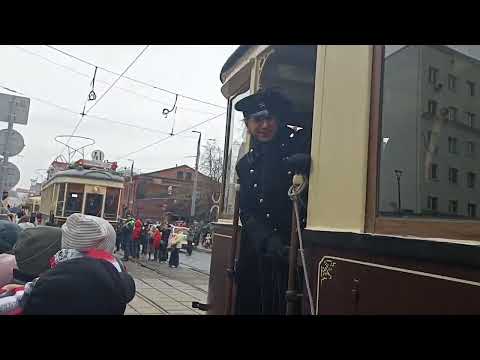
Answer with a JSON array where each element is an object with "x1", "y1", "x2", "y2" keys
[
  {"x1": 116, "y1": 217, "x2": 195, "y2": 268},
  {"x1": 0, "y1": 213, "x2": 135, "y2": 315}
]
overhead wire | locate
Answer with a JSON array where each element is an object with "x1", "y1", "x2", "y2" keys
[
  {"x1": 45, "y1": 45, "x2": 226, "y2": 109},
  {"x1": 11, "y1": 45, "x2": 218, "y2": 116},
  {"x1": 67, "y1": 45, "x2": 150, "y2": 140},
  {"x1": 0, "y1": 83, "x2": 196, "y2": 138},
  {"x1": 117, "y1": 111, "x2": 226, "y2": 160}
]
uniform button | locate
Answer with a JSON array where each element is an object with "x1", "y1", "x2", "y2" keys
[
  {"x1": 250, "y1": 169, "x2": 254, "y2": 174},
  {"x1": 281, "y1": 143, "x2": 285, "y2": 147},
  {"x1": 266, "y1": 213, "x2": 270, "y2": 218},
  {"x1": 253, "y1": 183, "x2": 258, "y2": 188},
  {"x1": 273, "y1": 228, "x2": 278, "y2": 232},
  {"x1": 250, "y1": 149, "x2": 254, "y2": 153},
  {"x1": 259, "y1": 198, "x2": 264, "y2": 203},
  {"x1": 288, "y1": 171, "x2": 292, "y2": 175}
]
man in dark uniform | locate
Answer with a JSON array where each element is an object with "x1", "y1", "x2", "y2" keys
[{"x1": 234, "y1": 88, "x2": 310, "y2": 315}]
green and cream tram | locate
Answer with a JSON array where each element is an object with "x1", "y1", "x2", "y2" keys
[
  {"x1": 204, "y1": 45, "x2": 480, "y2": 315},
  {"x1": 40, "y1": 168, "x2": 124, "y2": 226}
]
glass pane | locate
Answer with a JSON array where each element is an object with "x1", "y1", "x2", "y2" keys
[
  {"x1": 104, "y1": 187, "x2": 120, "y2": 219},
  {"x1": 55, "y1": 183, "x2": 66, "y2": 217},
  {"x1": 379, "y1": 45, "x2": 480, "y2": 219},
  {"x1": 64, "y1": 183, "x2": 84, "y2": 217},
  {"x1": 222, "y1": 88, "x2": 251, "y2": 219}
]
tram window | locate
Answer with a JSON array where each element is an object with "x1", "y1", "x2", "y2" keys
[
  {"x1": 55, "y1": 183, "x2": 66, "y2": 217},
  {"x1": 104, "y1": 187, "x2": 120, "y2": 220},
  {"x1": 222, "y1": 88, "x2": 250, "y2": 219},
  {"x1": 64, "y1": 183, "x2": 84, "y2": 216},
  {"x1": 379, "y1": 45, "x2": 480, "y2": 220}
]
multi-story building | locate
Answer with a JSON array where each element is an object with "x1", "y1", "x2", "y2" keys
[
  {"x1": 380, "y1": 45, "x2": 480, "y2": 218},
  {"x1": 120, "y1": 164, "x2": 220, "y2": 222}
]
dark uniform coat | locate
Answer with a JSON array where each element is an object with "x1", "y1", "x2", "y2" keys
[{"x1": 234, "y1": 125, "x2": 309, "y2": 315}]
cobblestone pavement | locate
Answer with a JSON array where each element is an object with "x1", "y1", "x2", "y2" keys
[{"x1": 118, "y1": 251, "x2": 210, "y2": 315}]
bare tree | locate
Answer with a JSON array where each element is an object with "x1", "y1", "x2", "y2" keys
[{"x1": 200, "y1": 142, "x2": 224, "y2": 183}]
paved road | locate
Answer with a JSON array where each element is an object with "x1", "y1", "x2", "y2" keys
[{"x1": 117, "y1": 249, "x2": 211, "y2": 315}]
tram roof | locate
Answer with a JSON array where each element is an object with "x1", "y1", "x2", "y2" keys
[
  {"x1": 45, "y1": 168, "x2": 124, "y2": 184},
  {"x1": 220, "y1": 45, "x2": 252, "y2": 83}
]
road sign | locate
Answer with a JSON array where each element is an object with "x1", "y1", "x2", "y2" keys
[
  {"x1": 0, "y1": 129, "x2": 24, "y2": 156},
  {"x1": 0, "y1": 93, "x2": 30, "y2": 125},
  {"x1": 91, "y1": 149, "x2": 105, "y2": 161},
  {"x1": 0, "y1": 161, "x2": 20, "y2": 190}
]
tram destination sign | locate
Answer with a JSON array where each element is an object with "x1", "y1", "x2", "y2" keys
[{"x1": 0, "y1": 93, "x2": 30, "y2": 125}]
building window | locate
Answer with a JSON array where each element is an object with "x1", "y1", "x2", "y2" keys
[
  {"x1": 428, "y1": 66, "x2": 438, "y2": 84},
  {"x1": 468, "y1": 203, "x2": 477, "y2": 218},
  {"x1": 176, "y1": 171, "x2": 184, "y2": 180},
  {"x1": 427, "y1": 131, "x2": 439, "y2": 153},
  {"x1": 448, "y1": 137, "x2": 458, "y2": 154},
  {"x1": 448, "y1": 106, "x2": 458, "y2": 122},
  {"x1": 427, "y1": 100, "x2": 437, "y2": 115},
  {"x1": 185, "y1": 172, "x2": 193, "y2": 181},
  {"x1": 467, "y1": 172, "x2": 476, "y2": 188},
  {"x1": 448, "y1": 200, "x2": 458, "y2": 214},
  {"x1": 466, "y1": 141, "x2": 475, "y2": 157},
  {"x1": 448, "y1": 167, "x2": 458, "y2": 184},
  {"x1": 428, "y1": 196, "x2": 438, "y2": 212},
  {"x1": 448, "y1": 74, "x2": 456, "y2": 91},
  {"x1": 430, "y1": 163, "x2": 439, "y2": 180},
  {"x1": 466, "y1": 112, "x2": 476, "y2": 128},
  {"x1": 467, "y1": 80, "x2": 476, "y2": 96}
]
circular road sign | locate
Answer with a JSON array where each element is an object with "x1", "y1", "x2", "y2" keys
[{"x1": 0, "y1": 129, "x2": 24, "y2": 157}]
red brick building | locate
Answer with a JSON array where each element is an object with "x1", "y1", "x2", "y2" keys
[{"x1": 120, "y1": 165, "x2": 220, "y2": 222}]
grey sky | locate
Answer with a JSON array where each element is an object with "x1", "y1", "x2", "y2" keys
[{"x1": 0, "y1": 45, "x2": 237, "y2": 189}]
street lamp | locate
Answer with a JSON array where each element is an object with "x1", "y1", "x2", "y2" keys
[
  {"x1": 126, "y1": 159, "x2": 135, "y2": 214},
  {"x1": 191, "y1": 131, "x2": 202, "y2": 219},
  {"x1": 394, "y1": 169, "x2": 403, "y2": 214}
]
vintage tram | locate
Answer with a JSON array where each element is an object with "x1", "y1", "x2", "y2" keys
[
  {"x1": 205, "y1": 45, "x2": 480, "y2": 315},
  {"x1": 39, "y1": 167, "x2": 124, "y2": 226}
]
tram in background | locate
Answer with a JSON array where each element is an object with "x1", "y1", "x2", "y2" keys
[
  {"x1": 39, "y1": 159, "x2": 124, "y2": 227},
  {"x1": 204, "y1": 45, "x2": 480, "y2": 315}
]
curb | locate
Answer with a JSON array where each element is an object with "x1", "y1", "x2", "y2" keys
[
  {"x1": 194, "y1": 247, "x2": 212, "y2": 254},
  {"x1": 120, "y1": 251, "x2": 210, "y2": 276}
]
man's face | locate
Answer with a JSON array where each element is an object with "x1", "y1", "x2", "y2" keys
[{"x1": 246, "y1": 115, "x2": 279, "y2": 143}]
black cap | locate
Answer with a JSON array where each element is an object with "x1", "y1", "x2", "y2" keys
[
  {"x1": 234, "y1": 89, "x2": 292, "y2": 123},
  {"x1": 13, "y1": 226, "x2": 62, "y2": 278}
]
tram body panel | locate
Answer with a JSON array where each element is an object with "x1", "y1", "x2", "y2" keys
[{"x1": 304, "y1": 231, "x2": 480, "y2": 314}]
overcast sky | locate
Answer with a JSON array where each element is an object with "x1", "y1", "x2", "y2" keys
[{"x1": 0, "y1": 45, "x2": 237, "y2": 189}]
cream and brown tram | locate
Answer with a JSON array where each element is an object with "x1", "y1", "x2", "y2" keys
[
  {"x1": 204, "y1": 45, "x2": 480, "y2": 315},
  {"x1": 40, "y1": 168, "x2": 124, "y2": 226}
]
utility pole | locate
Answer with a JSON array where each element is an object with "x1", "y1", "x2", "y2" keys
[
  {"x1": 394, "y1": 169, "x2": 402, "y2": 214},
  {"x1": 190, "y1": 131, "x2": 201, "y2": 218},
  {"x1": 127, "y1": 159, "x2": 135, "y2": 216}
]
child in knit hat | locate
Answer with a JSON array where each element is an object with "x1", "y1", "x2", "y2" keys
[{"x1": 0, "y1": 214, "x2": 135, "y2": 315}]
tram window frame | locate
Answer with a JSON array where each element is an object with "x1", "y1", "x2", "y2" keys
[{"x1": 365, "y1": 45, "x2": 480, "y2": 241}]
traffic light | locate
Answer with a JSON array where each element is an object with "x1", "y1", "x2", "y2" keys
[{"x1": 2, "y1": 191, "x2": 8, "y2": 200}]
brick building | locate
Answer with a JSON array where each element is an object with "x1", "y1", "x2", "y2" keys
[{"x1": 120, "y1": 165, "x2": 220, "y2": 222}]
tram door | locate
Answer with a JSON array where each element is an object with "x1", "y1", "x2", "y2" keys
[
  {"x1": 219, "y1": 46, "x2": 317, "y2": 314},
  {"x1": 85, "y1": 193, "x2": 103, "y2": 217}
]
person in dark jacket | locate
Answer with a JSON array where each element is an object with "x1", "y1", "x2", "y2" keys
[
  {"x1": 234, "y1": 89, "x2": 310, "y2": 315},
  {"x1": 159, "y1": 225, "x2": 171, "y2": 262}
]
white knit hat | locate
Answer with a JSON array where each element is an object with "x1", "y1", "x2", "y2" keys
[{"x1": 61, "y1": 213, "x2": 116, "y2": 253}]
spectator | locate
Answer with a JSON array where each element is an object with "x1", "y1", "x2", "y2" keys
[
  {"x1": 132, "y1": 218, "x2": 142, "y2": 259},
  {"x1": 0, "y1": 214, "x2": 135, "y2": 315},
  {"x1": 18, "y1": 216, "x2": 35, "y2": 230}
]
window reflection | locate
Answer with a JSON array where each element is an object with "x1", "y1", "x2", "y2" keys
[
  {"x1": 222, "y1": 88, "x2": 250, "y2": 218},
  {"x1": 379, "y1": 45, "x2": 480, "y2": 219}
]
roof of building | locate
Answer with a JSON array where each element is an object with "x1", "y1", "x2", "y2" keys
[{"x1": 136, "y1": 164, "x2": 210, "y2": 180}]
